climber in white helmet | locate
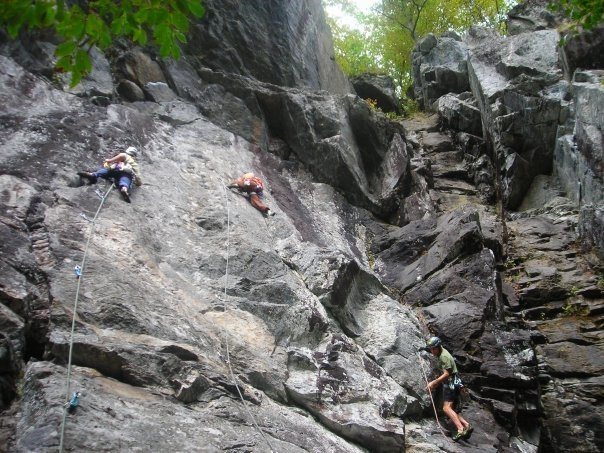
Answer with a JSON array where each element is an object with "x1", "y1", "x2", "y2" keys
[{"x1": 78, "y1": 146, "x2": 142, "y2": 203}]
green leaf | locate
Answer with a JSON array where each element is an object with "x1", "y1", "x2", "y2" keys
[
  {"x1": 69, "y1": 70, "x2": 83, "y2": 88},
  {"x1": 42, "y1": 5, "x2": 57, "y2": 27},
  {"x1": 23, "y1": 4, "x2": 36, "y2": 29},
  {"x1": 153, "y1": 22, "x2": 171, "y2": 44},
  {"x1": 7, "y1": 21, "x2": 22, "y2": 39},
  {"x1": 34, "y1": 1, "x2": 48, "y2": 26},
  {"x1": 1, "y1": 0, "x2": 200, "y2": 83},
  {"x1": 174, "y1": 31, "x2": 186, "y2": 43},
  {"x1": 147, "y1": 9, "x2": 162, "y2": 26},
  {"x1": 159, "y1": 40, "x2": 172, "y2": 58},
  {"x1": 171, "y1": 11, "x2": 189, "y2": 30},
  {"x1": 111, "y1": 14, "x2": 127, "y2": 35},
  {"x1": 133, "y1": 7, "x2": 149, "y2": 24},
  {"x1": 133, "y1": 27, "x2": 148, "y2": 45},
  {"x1": 86, "y1": 13, "x2": 104, "y2": 38},
  {"x1": 186, "y1": 1, "x2": 205, "y2": 18},
  {"x1": 98, "y1": 27, "x2": 112, "y2": 48},
  {"x1": 75, "y1": 49, "x2": 93, "y2": 73},
  {"x1": 55, "y1": 40, "x2": 77, "y2": 57},
  {"x1": 55, "y1": 55, "x2": 72, "y2": 72}
]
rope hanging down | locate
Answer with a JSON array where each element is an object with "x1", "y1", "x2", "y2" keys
[
  {"x1": 221, "y1": 185, "x2": 275, "y2": 453},
  {"x1": 417, "y1": 352, "x2": 450, "y2": 439},
  {"x1": 58, "y1": 182, "x2": 115, "y2": 453}
]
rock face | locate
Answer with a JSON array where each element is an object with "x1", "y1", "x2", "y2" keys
[
  {"x1": 411, "y1": 0, "x2": 603, "y2": 259},
  {"x1": 351, "y1": 73, "x2": 401, "y2": 113},
  {"x1": 0, "y1": 1, "x2": 602, "y2": 453},
  {"x1": 187, "y1": 0, "x2": 351, "y2": 95},
  {"x1": 408, "y1": 0, "x2": 603, "y2": 451},
  {"x1": 412, "y1": 33, "x2": 470, "y2": 110}
]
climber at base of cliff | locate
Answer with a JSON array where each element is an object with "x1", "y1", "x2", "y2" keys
[
  {"x1": 228, "y1": 172, "x2": 275, "y2": 217},
  {"x1": 77, "y1": 146, "x2": 143, "y2": 203},
  {"x1": 423, "y1": 336, "x2": 473, "y2": 442}
]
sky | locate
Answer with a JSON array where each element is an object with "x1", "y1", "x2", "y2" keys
[{"x1": 325, "y1": 0, "x2": 380, "y2": 29}]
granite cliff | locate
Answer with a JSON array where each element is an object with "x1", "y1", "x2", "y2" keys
[{"x1": 0, "y1": 0, "x2": 602, "y2": 452}]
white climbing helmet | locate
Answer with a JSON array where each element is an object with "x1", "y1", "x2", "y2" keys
[{"x1": 125, "y1": 146, "x2": 138, "y2": 157}]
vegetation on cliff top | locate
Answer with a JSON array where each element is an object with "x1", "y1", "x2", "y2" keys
[
  {"x1": 0, "y1": 0, "x2": 205, "y2": 86},
  {"x1": 325, "y1": 0, "x2": 513, "y2": 92},
  {"x1": 326, "y1": 0, "x2": 602, "y2": 93}
]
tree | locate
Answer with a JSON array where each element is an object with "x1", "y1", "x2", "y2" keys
[
  {"x1": 550, "y1": 0, "x2": 604, "y2": 32},
  {"x1": 0, "y1": 0, "x2": 205, "y2": 86},
  {"x1": 378, "y1": 0, "x2": 509, "y2": 42},
  {"x1": 326, "y1": 0, "x2": 513, "y2": 94},
  {"x1": 327, "y1": 15, "x2": 381, "y2": 76}
]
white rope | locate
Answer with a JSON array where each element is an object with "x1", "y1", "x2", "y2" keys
[
  {"x1": 222, "y1": 185, "x2": 276, "y2": 453},
  {"x1": 417, "y1": 352, "x2": 450, "y2": 439},
  {"x1": 59, "y1": 182, "x2": 114, "y2": 452}
]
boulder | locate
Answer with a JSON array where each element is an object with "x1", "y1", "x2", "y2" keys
[
  {"x1": 506, "y1": 0, "x2": 564, "y2": 36},
  {"x1": 13, "y1": 362, "x2": 364, "y2": 452},
  {"x1": 560, "y1": 26, "x2": 604, "y2": 78},
  {"x1": 117, "y1": 79, "x2": 145, "y2": 102},
  {"x1": 143, "y1": 82, "x2": 178, "y2": 103},
  {"x1": 120, "y1": 49, "x2": 166, "y2": 86},
  {"x1": 579, "y1": 205, "x2": 604, "y2": 260},
  {"x1": 64, "y1": 46, "x2": 113, "y2": 98},
  {"x1": 437, "y1": 93, "x2": 483, "y2": 136},
  {"x1": 411, "y1": 34, "x2": 470, "y2": 110},
  {"x1": 351, "y1": 73, "x2": 401, "y2": 113},
  {"x1": 408, "y1": 248, "x2": 499, "y2": 352},
  {"x1": 496, "y1": 30, "x2": 561, "y2": 79},
  {"x1": 480, "y1": 328, "x2": 537, "y2": 389}
]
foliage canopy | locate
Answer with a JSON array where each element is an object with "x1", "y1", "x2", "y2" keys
[
  {"x1": 326, "y1": 0, "x2": 513, "y2": 93},
  {"x1": 549, "y1": 0, "x2": 604, "y2": 32},
  {"x1": 0, "y1": 0, "x2": 205, "y2": 86}
]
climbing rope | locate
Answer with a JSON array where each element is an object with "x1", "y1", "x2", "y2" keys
[
  {"x1": 58, "y1": 182, "x2": 114, "y2": 453},
  {"x1": 221, "y1": 185, "x2": 276, "y2": 453},
  {"x1": 417, "y1": 352, "x2": 450, "y2": 439}
]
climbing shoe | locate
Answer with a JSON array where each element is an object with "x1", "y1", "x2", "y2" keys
[
  {"x1": 120, "y1": 186, "x2": 131, "y2": 203},
  {"x1": 462, "y1": 425, "x2": 473, "y2": 440},
  {"x1": 452, "y1": 431, "x2": 465, "y2": 442},
  {"x1": 77, "y1": 171, "x2": 96, "y2": 183},
  {"x1": 265, "y1": 209, "x2": 275, "y2": 217}
]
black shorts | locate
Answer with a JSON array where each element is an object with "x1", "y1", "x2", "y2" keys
[{"x1": 443, "y1": 383, "x2": 460, "y2": 402}]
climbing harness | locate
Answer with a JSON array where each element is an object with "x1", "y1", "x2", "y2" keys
[
  {"x1": 221, "y1": 185, "x2": 276, "y2": 453},
  {"x1": 58, "y1": 182, "x2": 114, "y2": 453},
  {"x1": 417, "y1": 351, "x2": 450, "y2": 439}
]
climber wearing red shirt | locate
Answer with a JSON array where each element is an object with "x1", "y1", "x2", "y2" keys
[{"x1": 228, "y1": 172, "x2": 275, "y2": 217}]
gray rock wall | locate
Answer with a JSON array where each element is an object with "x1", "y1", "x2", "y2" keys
[
  {"x1": 0, "y1": 1, "x2": 602, "y2": 452},
  {"x1": 0, "y1": 52, "x2": 420, "y2": 450},
  {"x1": 410, "y1": 2, "x2": 603, "y2": 258},
  {"x1": 187, "y1": 0, "x2": 352, "y2": 95}
]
